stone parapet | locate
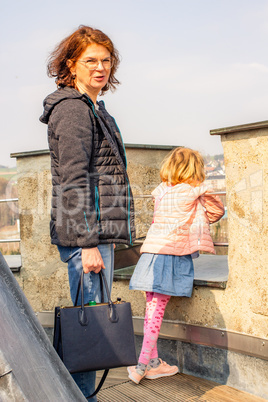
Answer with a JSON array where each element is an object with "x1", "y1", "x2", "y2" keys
[
  {"x1": 10, "y1": 145, "x2": 174, "y2": 311},
  {"x1": 210, "y1": 121, "x2": 268, "y2": 338},
  {"x1": 10, "y1": 134, "x2": 268, "y2": 398},
  {"x1": 10, "y1": 131, "x2": 268, "y2": 339}
]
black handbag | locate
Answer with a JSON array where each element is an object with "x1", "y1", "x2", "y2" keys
[{"x1": 53, "y1": 270, "x2": 137, "y2": 397}]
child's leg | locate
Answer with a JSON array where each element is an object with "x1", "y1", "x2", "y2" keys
[
  {"x1": 139, "y1": 294, "x2": 179, "y2": 380},
  {"x1": 131, "y1": 292, "x2": 154, "y2": 375},
  {"x1": 144, "y1": 292, "x2": 158, "y2": 361},
  {"x1": 143, "y1": 291, "x2": 154, "y2": 335},
  {"x1": 128, "y1": 292, "x2": 179, "y2": 384},
  {"x1": 138, "y1": 292, "x2": 170, "y2": 366}
]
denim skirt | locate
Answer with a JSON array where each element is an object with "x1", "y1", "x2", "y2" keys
[{"x1": 129, "y1": 253, "x2": 194, "y2": 297}]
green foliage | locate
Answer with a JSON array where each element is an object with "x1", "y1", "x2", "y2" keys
[
  {"x1": 0, "y1": 247, "x2": 20, "y2": 255},
  {"x1": 0, "y1": 177, "x2": 8, "y2": 197},
  {"x1": 214, "y1": 154, "x2": 224, "y2": 161}
]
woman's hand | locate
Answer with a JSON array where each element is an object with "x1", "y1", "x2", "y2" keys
[{"x1": 81, "y1": 247, "x2": 106, "y2": 274}]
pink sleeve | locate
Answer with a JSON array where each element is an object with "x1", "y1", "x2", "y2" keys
[{"x1": 200, "y1": 192, "x2": 225, "y2": 223}]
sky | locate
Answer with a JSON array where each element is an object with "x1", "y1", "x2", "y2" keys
[{"x1": 1, "y1": 0, "x2": 268, "y2": 167}]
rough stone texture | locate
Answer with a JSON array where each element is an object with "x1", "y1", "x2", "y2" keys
[
  {"x1": 178, "y1": 341, "x2": 268, "y2": 399},
  {"x1": 15, "y1": 154, "x2": 72, "y2": 310},
  {"x1": 220, "y1": 129, "x2": 268, "y2": 338},
  {"x1": 133, "y1": 197, "x2": 154, "y2": 240},
  {"x1": 112, "y1": 280, "x2": 146, "y2": 316},
  {"x1": 181, "y1": 342, "x2": 230, "y2": 385},
  {"x1": 13, "y1": 147, "x2": 173, "y2": 312},
  {"x1": 126, "y1": 147, "x2": 169, "y2": 239},
  {"x1": 225, "y1": 351, "x2": 268, "y2": 399},
  {"x1": 12, "y1": 137, "x2": 268, "y2": 398}
]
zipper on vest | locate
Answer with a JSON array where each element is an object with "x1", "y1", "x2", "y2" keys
[
  {"x1": 95, "y1": 186, "x2": 101, "y2": 235},
  {"x1": 83, "y1": 212, "x2": 90, "y2": 233},
  {"x1": 95, "y1": 186, "x2": 101, "y2": 223},
  {"x1": 126, "y1": 177, "x2": 133, "y2": 245}
]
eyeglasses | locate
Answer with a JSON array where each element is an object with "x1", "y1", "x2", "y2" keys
[{"x1": 77, "y1": 57, "x2": 113, "y2": 70}]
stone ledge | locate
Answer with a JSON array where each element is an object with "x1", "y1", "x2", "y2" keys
[
  {"x1": 10, "y1": 144, "x2": 176, "y2": 160},
  {"x1": 114, "y1": 255, "x2": 228, "y2": 289},
  {"x1": 4, "y1": 255, "x2": 22, "y2": 273},
  {"x1": 10, "y1": 149, "x2": 50, "y2": 159},
  {"x1": 210, "y1": 120, "x2": 268, "y2": 136}
]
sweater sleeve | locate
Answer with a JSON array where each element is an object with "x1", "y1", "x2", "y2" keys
[
  {"x1": 50, "y1": 99, "x2": 99, "y2": 248},
  {"x1": 200, "y1": 190, "x2": 225, "y2": 224}
]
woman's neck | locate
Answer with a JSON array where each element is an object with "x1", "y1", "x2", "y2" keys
[{"x1": 76, "y1": 83, "x2": 98, "y2": 104}]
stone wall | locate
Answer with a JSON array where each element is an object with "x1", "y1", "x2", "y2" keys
[
  {"x1": 10, "y1": 132, "x2": 268, "y2": 398},
  {"x1": 14, "y1": 151, "x2": 70, "y2": 310},
  {"x1": 211, "y1": 122, "x2": 268, "y2": 337},
  {"x1": 116, "y1": 127, "x2": 268, "y2": 341},
  {"x1": 11, "y1": 146, "x2": 173, "y2": 311},
  {"x1": 124, "y1": 146, "x2": 172, "y2": 239},
  {"x1": 11, "y1": 132, "x2": 268, "y2": 339}
]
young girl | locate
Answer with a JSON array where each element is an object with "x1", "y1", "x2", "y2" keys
[{"x1": 128, "y1": 147, "x2": 225, "y2": 384}]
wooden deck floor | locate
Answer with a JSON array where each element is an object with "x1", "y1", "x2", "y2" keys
[{"x1": 96, "y1": 368, "x2": 266, "y2": 402}]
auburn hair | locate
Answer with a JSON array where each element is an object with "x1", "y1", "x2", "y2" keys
[
  {"x1": 160, "y1": 147, "x2": 205, "y2": 186},
  {"x1": 47, "y1": 25, "x2": 120, "y2": 94}
]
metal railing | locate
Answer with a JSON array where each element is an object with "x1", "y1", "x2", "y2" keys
[
  {"x1": 0, "y1": 198, "x2": 19, "y2": 203},
  {"x1": 133, "y1": 191, "x2": 226, "y2": 198}
]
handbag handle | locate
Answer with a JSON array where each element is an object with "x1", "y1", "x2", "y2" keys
[
  {"x1": 76, "y1": 270, "x2": 118, "y2": 326},
  {"x1": 74, "y1": 270, "x2": 105, "y2": 306}
]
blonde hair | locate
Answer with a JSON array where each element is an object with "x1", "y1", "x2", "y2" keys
[{"x1": 160, "y1": 147, "x2": 205, "y2": 186}]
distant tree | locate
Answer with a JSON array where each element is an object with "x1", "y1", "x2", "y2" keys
[
  {"x1": 214, "y1": 154, "x2": 224, "y2": 161},
  {"x1": 0, "y1": 177, "x2": 17, "y2": 198},
  {"x1": 0, "y1": 178, "x2": 8, "y2": 197}
]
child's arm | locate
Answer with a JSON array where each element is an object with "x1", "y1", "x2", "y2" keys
[{"x1": 200, "y1": 191, "x2": 225, "y2": 223}]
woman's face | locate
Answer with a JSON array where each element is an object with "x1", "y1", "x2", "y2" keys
[{"x1": 71, "y1": 43, "x2": 111, "y2": 101}]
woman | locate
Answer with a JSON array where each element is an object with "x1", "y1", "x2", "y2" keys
[{"x1": 40, "y1": 25, "x2": 135, "y2": 400}]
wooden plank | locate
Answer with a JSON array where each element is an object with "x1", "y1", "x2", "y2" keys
[
  {"x1": 143, "y1": 375, "x2": 212, "y2": 401},
  {"x1": 108, "y1": 381, "x2": 159, "y2": 402},
  {"x1": 96, "y1": 368, "x2": 129, "y2": 388},
  {"x1": 97, "y1": 369, "x2": 266, "y2": 402},
  {"x1": 180, "y1": 374, "x2": 265, "y2": 401}
]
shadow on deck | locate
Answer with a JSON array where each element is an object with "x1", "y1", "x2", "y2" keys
[{"x1": 97, "y1": 367, "x2": 265, "y2": 402}]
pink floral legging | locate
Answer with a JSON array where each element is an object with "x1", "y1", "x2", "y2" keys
[{"x1": 138, "y1": 292, "x2": 170, "y2": 365}]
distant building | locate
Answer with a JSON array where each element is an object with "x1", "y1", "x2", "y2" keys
[
  {"x1": 205, "y1": 175, "x2": 226, "y2": 191},
  {"x1": 204, "y1": 156, "x2": 225, "y2": 191}
]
